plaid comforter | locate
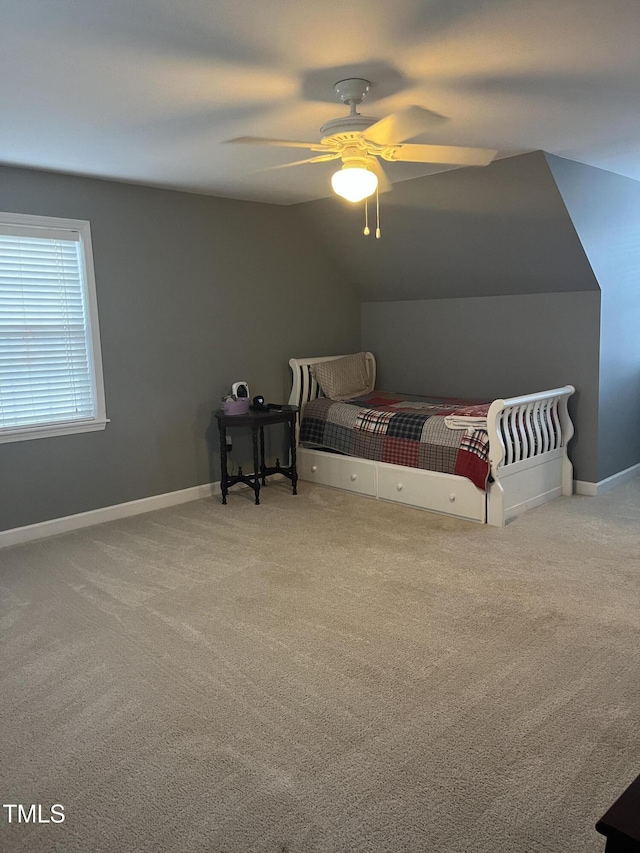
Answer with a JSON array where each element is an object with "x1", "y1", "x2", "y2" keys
[{"x1": 300, "y1": 391, "x2": 492, "y2": 491}]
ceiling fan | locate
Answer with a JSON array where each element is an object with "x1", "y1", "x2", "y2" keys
[{"x1": 229, "y1": 78, "x2": 497, "y2": 206}]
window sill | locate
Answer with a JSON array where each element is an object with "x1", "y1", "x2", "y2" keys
[{"x1": 0, "y1": 418, "x2": 110, "y2": 444}]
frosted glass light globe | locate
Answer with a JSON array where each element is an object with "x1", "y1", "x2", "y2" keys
[{"x1": 331, "y1": 166, "x2": 378, "y2": 203}]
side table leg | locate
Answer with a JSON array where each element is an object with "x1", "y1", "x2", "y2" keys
[
  {"x1": 260, "y1": 426, "x2": 266, "y2": 485},
  {"x1": 219, "y1": 425, "x2": 229, "y2": 505},
  {"x1": 289, "y1": 415, "x2": 298, "y2": 495},
  {"x1": 252, "y1": 427, "x2": 260, "y2": 505}
]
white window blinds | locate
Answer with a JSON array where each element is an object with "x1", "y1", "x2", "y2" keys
[{"x1": 0, "y1": 215, "x2": 107, "y2": 442}]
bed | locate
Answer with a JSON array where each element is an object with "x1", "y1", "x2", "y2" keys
[{"x1": 288, "y1": 352, "x2": 575, "y2": 527}]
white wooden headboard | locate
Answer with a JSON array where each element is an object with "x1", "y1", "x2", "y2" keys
[{"x1": 288, "y1": 352, "x2": 377, "y2": 417}]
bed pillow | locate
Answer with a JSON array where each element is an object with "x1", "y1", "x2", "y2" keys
[{"x1": 311, "y1": 352, "x2": 371, "y2": 401}]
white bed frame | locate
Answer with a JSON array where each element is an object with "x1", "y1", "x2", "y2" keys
[{"x1": 288, "y1": 352, "x2": 575, "y2": 527}]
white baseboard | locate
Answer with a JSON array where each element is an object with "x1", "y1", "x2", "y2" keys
[
  {"x1": 574, "y1": 481, "x2": 598, "y2": 497},
  {"x1": 574, "y1": 462, "x2": 640, "y2": 497},
  {"x1": 0, "y1": 474, "x2": 288, "y2": 550},
  {"x1": 0, "y1": 481, "x2": 220, "y2": 549}
]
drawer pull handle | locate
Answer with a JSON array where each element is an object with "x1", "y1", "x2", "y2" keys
[
  {"x1": 350, "y1": 473, "x2": 357, "y2": 481},
  {"x1": 396, "y1": 483, "x2": 403, "y2": 491},
  {"x1": 311, "y1": 465, "x2": 318, "y2": 473},
  {"x1": 449, "y1": 493, "x2": 456, "y2": 502}
]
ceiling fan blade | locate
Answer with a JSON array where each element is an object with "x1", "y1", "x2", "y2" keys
[
  {"x1": 366, "y1": 157, "x2": 392, "y2": 193},
  {"x1": 268, "y1": 153, "x2": 342, "y2": 170},
  {"x1": 364, "y1": 106, "x2": 446, "y2": 146},
  {"x1": 384, "y1": 144, "x2": 497, "y2": 167},
  {"x1": 227, "y1": 136, "x2": 323, "y2": 150}
]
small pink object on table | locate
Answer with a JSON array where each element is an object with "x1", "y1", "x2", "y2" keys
[{"x1": 222, "y1": 398, "x2": 250, "y2": 415}]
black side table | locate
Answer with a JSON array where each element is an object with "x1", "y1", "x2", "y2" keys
[
  {"x1": 215, "y1": 405, "x2": 298, "y2": 505},
  {"x1": 596, "y1": 772, "x2": 640, "y2": 852}
]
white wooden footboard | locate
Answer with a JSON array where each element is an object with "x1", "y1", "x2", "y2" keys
[
  {"x1": 486, "y1": 386, "x2": 575, "y2": 526},
  {"x1": 289, "y1": 353, "x2": 575, "y2": 527}
]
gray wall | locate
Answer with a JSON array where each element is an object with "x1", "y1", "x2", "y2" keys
[
  {"x1": 362, "y1": 293, "x2": 601, "y2": 483},
  {"x1": 0, "y1": 165, "x2": 360, "y2": 531},
  {"x1": 548, "y1": 155, "x2": 640, "y2": 481},
  {"x1": 299, "y1": 151, "x2": 600, "y2": 301}
]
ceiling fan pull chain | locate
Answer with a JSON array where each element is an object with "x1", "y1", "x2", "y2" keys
[
  {"x1": 376, "y1": 185, "x2": 381, "y2": 239},
  {"x1": 364, "y1": 197, "x2": 370, "y2": 236}
]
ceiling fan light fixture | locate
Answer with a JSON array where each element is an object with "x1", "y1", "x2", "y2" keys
[{"x1": 331, "y1": 164, "x2": 378, "y2": 203}]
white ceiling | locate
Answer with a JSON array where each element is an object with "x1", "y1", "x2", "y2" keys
[{"x1": 3, "y1": 0, "x2": 640, "y2": 205}]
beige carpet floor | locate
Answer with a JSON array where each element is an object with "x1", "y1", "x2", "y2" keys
[{"x1": 1, "y1": 479, "x2": 639, "y2": 853}]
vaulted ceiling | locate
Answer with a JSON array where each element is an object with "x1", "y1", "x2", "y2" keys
[{"x1": 3, "y1": 0, "x2": 640, "y2": 204}]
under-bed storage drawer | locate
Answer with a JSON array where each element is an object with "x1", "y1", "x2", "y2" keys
[
  {"x1": 377, "y1": 463, "x2": 486, "y2": 521},
  {"x1": 298, "y1": 449, "x2": 376, "y2": 497}
]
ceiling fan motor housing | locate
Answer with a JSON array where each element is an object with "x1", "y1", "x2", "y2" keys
[{"x1": 319, "y1": 115, "x2": 378, "y2": 143}]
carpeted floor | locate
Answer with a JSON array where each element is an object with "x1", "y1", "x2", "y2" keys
[{"x1": 1, "y1": 479, "x2": 639, "y2": 852}]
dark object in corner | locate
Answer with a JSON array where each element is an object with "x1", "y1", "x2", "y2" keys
[{"x1": 596, "y1": 772, "x2": 640, "y2": 852}]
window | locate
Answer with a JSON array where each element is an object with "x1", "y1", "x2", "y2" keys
[{"x1": 0, "y1": 212, "x2": 108, "y2": 443}]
